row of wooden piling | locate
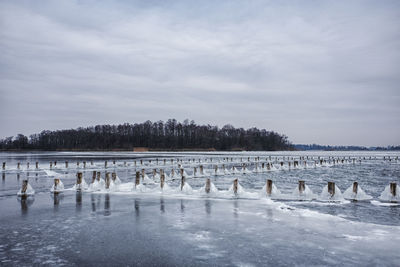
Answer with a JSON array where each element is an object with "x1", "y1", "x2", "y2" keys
[{"x1": 3, "y1": 155, "x2": 398, "y2": 171}]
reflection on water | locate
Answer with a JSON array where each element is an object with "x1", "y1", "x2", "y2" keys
[
  {"x1": 134, "y1": 199, "x2": 140, "y2": 217},
  {"x1": 205, "y1": 199, "x2": 211, "y2": 215},
  {"x1": 18, "y1": 197, "x2": 34, "y2": 214},
  {"x1": 51, "y1": 193, "x2": 64, "y2": 207},
  {"x1": 160, "y1": 197, "x2": 165, "y2": 213},
  {"x1": 76, "y1": 192, "x2": 82, "y2": 211},
  {"x1": 104, "y1": 194, "x2": 111, "y2": 216},
  {"x1": 233, "y1": 200, "x2": 239, "y2": 218}
]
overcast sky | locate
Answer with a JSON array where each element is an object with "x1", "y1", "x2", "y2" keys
[{"x1": 0, "y1": 0, "x2": 399, "y2": 146}]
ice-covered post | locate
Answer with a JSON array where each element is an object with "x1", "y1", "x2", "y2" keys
[
  {"x1": 390, "y1": 182, "x2": 397, "y2": 197},
  {"x1": 54, "y1": 178, "x2": 60, "y2": 192},
  {"x1": 105, "y1": 161, "x2": 108, "y2": 168},
  {"x1": 141, "y1": 169, "x2": 145, "y2": 182},
  {"x1": 17, "y1": 162, "x2": 20, "y2": 170},
  {"x1": 171, "y1": 168, "x2": 175, "y2": 178},
  {"x1": 105, "y1": 173, "x2": 110, "y2": 189},
  {"x1": 112, "y1": 172, "x2": 116, "y2": 182},
  {"x1": 156, "y1": 158, "x2": 159, "y2": 165},
  {"x1": 328, "y1": 182, "x2": 335, "y2": 197},
  {"x1": 113, "y1": 160, "x2": 116, "y2": 165},
  {"x1": 193, "y1": 167, "x2": 197, "y2": 177},
  {"x1": 200, "y1": 165, "x2": 204, "y2": 175},
  {"x1": 96, "y1": 171, "x2": 101, "y2": 181},
  {"x1": 288, "y1": 162, "x2": 291, "y2": 169},
  {"x1": 266, "y1": 179, "x2": 273, "y2": 196},
  {"x1": 90, "y1": 160, "x2": 93, "y2": 166},
  {"x1": 181, "y1": 176, "x2": 185, "y2": 191},
  {"x1": 205, "y1": 178, "x2": 211, "y2": 193},
  {"x1": 27, "y1": 162, "x2": 30, "y2": 169},
  {"x1": 50, "y1": 162, "x2": 53, "y2": 169},
  {"x1": 21, "y1": 180, "x2": 28, "y2": 194},
  {"x1": 83, "y1": 161, "x2": 86, "y2": 168},
  {"x1": 135, "y1": 171, "x2": 140, "y2": 188},
  {"x1": 92, "y1": 171, "x2": 96, "y2": 183},
  {"x1": 352, "y1": 182, "x2": 358, "y2": 194},
  {"x1": 214, "y1": 165, "x2": 218, "y2": 175},
  {"x1": 76, "y1": 172, "x2": 83, "y2": 190},
  {"x1": 160, "y1": 173, "x2": 165, "y2": 189},
  {"x1": 233, "y1": 179, "x2": 238, "y2": 195},
  {"x1": 65, "y1": 161, "x2": 68, "y2": 168},
  {"x1": 298, "y1": 180, "x2": 305, "y2": 194},
  {"x1": 180, "y1": 168, "x2": 184, "y2": 178},
  {"x1": 140, "y1": 159, "x2": 143, "y2": 165},
  {"x1": 153, "y1": 169, "x2": 157, "y2": 178},
  {"x1": 35, "y1": 161, "x2": 39, "y2": 169},
  {"x1": 77, "y1": 161, "x2": 80, "y2": 168}
]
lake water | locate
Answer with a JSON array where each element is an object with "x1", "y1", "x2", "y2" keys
[{"x1": 1, "y1": 151, "x2": 399, "y2": 266}]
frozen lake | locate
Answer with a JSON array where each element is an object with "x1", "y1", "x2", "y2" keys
[{"x1": 1, "y1": 151, "x2": 400, "y2": 266}]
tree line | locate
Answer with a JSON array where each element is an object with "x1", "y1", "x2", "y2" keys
[{"x1": 0, "y1": 119, "x2": 293, "y2": 151}]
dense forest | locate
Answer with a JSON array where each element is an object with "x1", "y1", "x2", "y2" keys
[{"x1": 0, "y1": 119, "x2": 293, "y2": 151}]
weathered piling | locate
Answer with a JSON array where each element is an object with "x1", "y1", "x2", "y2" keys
[
  {"x1": 266, "y1": 179, "x2": 273, "y2": 196},
  {"x1": 105, "y1": 161, "x2": 108, "y2": 168},
  {"x1": 27, "y1": 162, "x2": 30, "y2": 169},
  {"x1": 352, "y1": 182, "x2": 358, "y2": 194},
  {"x1": 112, "y1": 172, "x2": 117, "y2": 181},
  {"x1": 160, "y1": 173, "x2": 165, "y2": 189},
  {"x1": 200, "y1": 165, "x2": 204, "y2": 175},
  {"x1": 17, "y1": 162, "x2": 20, "y2": 170},
  {"x1": 50, "y1": 162, "x2": 53, "y2": 169},
  {"x1": 76, "y1": 172, "x2": 83, "y2": 190},
  {"x1": 65, "y1": 161, "x2": 68, "y2": 168},
  {"x1": 35, "y1": 162, "x2": 39, "y2": 169},
  {"x1": 205, "y1": 178, "x2": 211, "y2": 193},
  {"x1": 214, "y1": 165, "x2": 218, "y2": 175},
  {"x1": 181, "y1": 176, "x2": 185, "y2": 191},
  {"x1": 390, "y1": 182, "x2": 397, "y2": 197},
  {"x1": 105, "y1": 173, "x2": 111, "y2": 189},
  {"x1": 171, "y1": 168, "x2": 175, "y2": 178},
  {"x1": 298, "y1": 180, "x2": 305, "y2": 194},
  {"x1": 92, "y1": 171, "x2": 96, "y2": 183},
  {"x1": 135, "y1": 171, "x2": 140, "y2": 188},
  {"x1": 83, "y1": 161, "x2": 86, "y2": 168},
  {"x1": 328, "y1": 182, "x2": 335, "y2": 197},
  {"x1": 96, "y1": 171, "x2": 101, "y2": 181},
  {"x1": 193, "y1": 167, "x2": 197, "y2": 176},
  {"x1": 140, "y1": 159, "x2": 143, "y2": 165},
  {"x1": 233, "y1": 179, "x2": 238, "y2": 195},
  {"x1": 141, "y1": 169, "x2": 145, "y2": 182},
  {"x1": 180, "y1": 168, "x2": 184, "y2": 178}
]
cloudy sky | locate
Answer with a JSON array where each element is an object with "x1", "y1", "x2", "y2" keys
[{"x1": 0, "y1": 0, "x2": 399, "y2": 146}]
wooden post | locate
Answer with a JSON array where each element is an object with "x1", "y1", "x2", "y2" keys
[
  {"x1": 233, "y1": 179, "x2": 238, "y2": 194},
  {"x1": 96, "y1": 171, "x2": 101, "y2": 181},
  {"x1": 112, "y1": 172, "x2": 116, "y2": 181},
  {"x1": 390, "y1": 182, "x2": 397, "y2": 197},
  {"x1": 298, "y1": 180, "x2": 305, "y2": 194},
  {"x1": 76, "y1": 172, "x2": 83, "y2": 190},
  {"x1": 140, "y1": 159, "x2": 143, "y2": 165},
  {"x1": 180, "y1": 168, "x2": 184, "y2": 178},
  {"x1": 153, "y1": 169, "x2": 156, "y2": 178},
  {"x1": 200, "y1": 165, "x2": 204, "y2": 175},
  {"x1": 35, "y1": 161, "x2": 39, "y2": 169},
  {"x1": 54, "y1": 178, "x2": 60, "y2": 192},
  {"x1": 164, "y1": 159, "x2": 166, "y2": 165},
  {"x1": 328, "y1": 182, "x2": 335, "y2": 197},
  {"x1": 280, "y1": 162, "x2": 283, "y2": 167},
  {"x1": 21, "y1": 180, "x2": 28, "y2": 194},
  {"x1": 171, "y1": 168, "x2": 175, "y2": 178},
  {"x1": 214, "y1": 165, "x2": 218, "y2": 175},
  {"x1": 266, "y1": 179, "x2": 273, "y2": 196},
  {"x1": 160, "y1": 173, "x2": 165, "y2": 189},
  {"x1": 77, "y1": 161, "x2": 80, "y2": 168},
  {"x1": 113, "y1": 160, "x2": 116, "y2": 165},
  {"x1": 181, "y1": 176, "x2": 185, "y2": 191},
  {"x1": 90, "y1": 160, "x2": 93, "y2": 165},
  {"x1": 352, "y1": 182, "x2": 358, "y2": 194},
  {"x1": 193, "y1": 167, "x2": 197, "y2": 176},
  {"x1": 83, "y1": 161, "x2": 86, "y2": 168},
  {"x1": 92, "y1": 171, "x2": 96, "y2": 183},
  {"x1": 105, "y1": 161, "x2": 108, "y2": 168},
  {"x1": 17, "y1": 162, "x2": 20, "y2": 170},
  {"x1": 50, "y1": 162, "x2": 53, "y2": 169},
  {"x1": 105, "y1": 173, "x2": 110, "y2": 189},
  {"x1": 27, "y1": 162, "x2": 30, "y2": 169},
  {"x1": 205, "y1": 178, "x2": 211, "y2": 193},
  {"x1": 124, "y1": 161, "x2": 127, "y2": 167},
  {"x1": 135, "y1": 171, "x2": 140, "y2": 187},
  {"x1": 65, "y1": 161, "x2": 68, "y2": 168},
  {"x1": 141, "y1": 169, "x2": 145, "y2": 182}
]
